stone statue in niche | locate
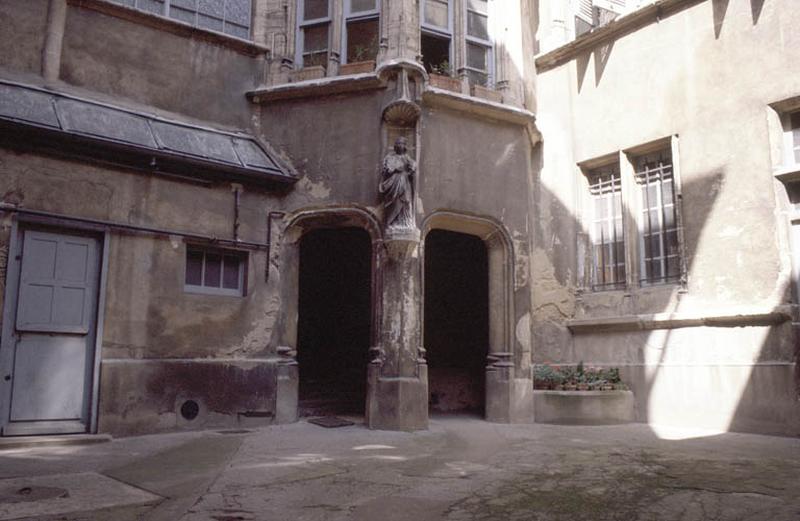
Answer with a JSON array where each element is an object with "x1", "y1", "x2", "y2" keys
[{"x1": 380, "y1": 137, "x2": 416, "y2": 230}]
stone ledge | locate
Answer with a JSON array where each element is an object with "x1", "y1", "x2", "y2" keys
[
  {"x1": 422, "y1": 87, "x2": 536, "y2": 127},
  {"x1": 247, "y1": 73, "x2": 386, "y2": 103},
  {"x1": 67, "y1": 0, "x2": 270, "y2": 57},
  {"x1": 567, "y1": 306, "x2": 793, "y2": 333},
  {"x1": 534, "y1": 390, "x2": 634, "y2": 425}
]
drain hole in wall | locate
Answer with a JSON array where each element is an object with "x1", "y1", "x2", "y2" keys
[{"x1": 180, "y1": 400, "x2": 200, "y2": 421}]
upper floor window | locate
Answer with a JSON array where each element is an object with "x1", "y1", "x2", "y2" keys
[
  {"x1": 465, "y1": 0, "x2": 492, "y2": 86},
  {"x1": 344, "y1": 0, "x2": 380, "y2": 64},
  {"x1": 421, "y1": 0, "x2": 453, "y2": 74},
  {"x1": 574, "y1": 0, "x2": 644, "y2": 37},
  {"x1": 634, "y1": 150, "x2": 680, "y2": 285},
  {"x1": 297, "y1": 0, "x2": 332, "y2": 69},
  {"x1": 111, "y1": 0, "x2": 252, "y2": 39}
]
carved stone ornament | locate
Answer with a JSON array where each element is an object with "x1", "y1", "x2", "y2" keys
[
  {"x1": 381, "y1": 66, "x2": 421, "y2": 126},
  {"x1": 379, "y1": 137, "x2": 416, "y2": 230}
]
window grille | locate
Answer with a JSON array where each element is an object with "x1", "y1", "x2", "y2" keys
[
  {"x1": 588, "y1": 164, "x2": 625, "y2": 290},
  {"x1": 635, "y1": 150, "x2": 680, "y2": 285},
  {"x1": 185, "y1": 247, "x2": 247, "y2": 296},
  {"x1": 111, "y1": 0, "x2": 252, "y2": 39}
]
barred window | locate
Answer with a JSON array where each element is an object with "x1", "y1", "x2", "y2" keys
[
  {"x1": 635, "y1": 150, "x2": 680, "y2": 285},
  {"x1": 588, "y1": 164, "x2": 625, "y2": 290},
  {"x1": 111, "y1": 0, "x2": 252, "y2": 39}
]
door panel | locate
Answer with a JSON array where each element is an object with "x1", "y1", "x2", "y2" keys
[
  {"x1": 10, "y1": 334, "x2": 88, "y2": 421},
  {"x1": 16, "y1": 232, "x2": 96, "y2": 334},
  {"x1": 2, "y1": 229, "x2": 101, "y2": 436}
]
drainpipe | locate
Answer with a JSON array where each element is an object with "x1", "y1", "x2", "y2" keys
[{"x1": 42, "y1": 0, "x2": 68, "y2": 83}]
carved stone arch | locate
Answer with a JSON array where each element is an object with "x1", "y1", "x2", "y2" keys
[
  {"x1": 272, "y1": 205, "x2": 384, "y2": 423},
  {"x1": 421, "y1": 211, "x2": 532, "y2": 423}
]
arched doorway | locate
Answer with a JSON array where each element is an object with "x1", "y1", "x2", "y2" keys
[
  {"x1": 422, "y1": 211, "x2": 517, "y2": 422},
  {"x1": 424, "y1": 229, "x2": 489, "y2": 415},
  {"x1": 297, "y1": 227, "x2": 372, "y2": 416}
]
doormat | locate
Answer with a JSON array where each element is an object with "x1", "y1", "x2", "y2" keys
[{"x1": 308, "y1": 417, "x2": 355, "y2": 428}]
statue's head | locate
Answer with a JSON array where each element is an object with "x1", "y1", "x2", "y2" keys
[{"x1": 394, "y1": 137, "x2": 408, "y2": 154}]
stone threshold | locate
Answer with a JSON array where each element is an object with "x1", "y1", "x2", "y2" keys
[
  {"x1": 0, "y1": 434, "x2": 112, "y2": 451},
  {"x1": 567, "y1": 305, "x2": 794, "y2": 333}
]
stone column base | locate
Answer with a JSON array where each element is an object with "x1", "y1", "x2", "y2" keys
[
  {"x1": 366, "y1": 362, "x2": 428, "y2": 431},
  {"x1": 486, "y1": 364, "x2": 534, "y2": 424}
]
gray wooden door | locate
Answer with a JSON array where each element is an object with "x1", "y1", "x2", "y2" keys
[{"x1": 1, "y1": 229, "x2": 101, "y2": 436}]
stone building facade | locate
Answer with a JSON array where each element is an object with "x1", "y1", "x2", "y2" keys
[{"x1": 0, "y1": 0, "x2": 797, "y2": 438}]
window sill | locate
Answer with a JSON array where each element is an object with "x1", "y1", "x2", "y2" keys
[
  {"x1": 773, "y1": 164, "x2": 800, "y2": 183},
  {"x1": 567, "y1": 305, "x2": 793, "y2": 333},
  {"x1": 184, "y1": 286, "x2": 244, "y2": 298},
  {"x1": 247, "y1": 73, "x2": 386, "y2": 104},
  {"x1": 67, "y1": 0, "x2": 269, "y2": 57},
  {"x1": 422, "y1": 87, "x2": 535, "y2": 127}
]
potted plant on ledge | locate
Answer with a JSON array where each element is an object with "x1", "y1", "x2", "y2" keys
[
  {"x1": 428, "y1": 61, "x2": 461, "y2": 93},
  {"x1": 340, "y1": 41, "x2": 378, "y2": 76}
]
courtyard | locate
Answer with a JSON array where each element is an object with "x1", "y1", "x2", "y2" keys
[{"x1": 1, "y1": 417, "x2": 798, "y2": 520}]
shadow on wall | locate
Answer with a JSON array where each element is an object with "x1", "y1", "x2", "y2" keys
[
  {"x1": 531, "y1": 135, "x2": 799, "y2": 437},
  {"x1": 714, "y1": 0, "x2": 766, "y2": 39}
]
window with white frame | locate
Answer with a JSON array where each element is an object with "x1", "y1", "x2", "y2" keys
[
  {"x1": 586, "y1": 163, "x2": 626, "y2": 290},
  {"x1": 465, "y1": 0, "x2": 493, "y2": 86},
  {"x1": 634, "y1": 149, "x2": 680, "y2": 285},
  {"x1": 110, "y1": 0, "x2": 252, "y2": 39},
  {"x1": 185, "y1": 246, "x2": 247, "y2": 296},
  {"x1": 783, "y1": 111, "x2": 800, "y2": 166},
  {"x1": 420, "y1": 0, "x2": 453, "y2": 75},
  {"x1": 580, "y1": 141, "x2": 684, "y2": 291},
  {"x1": 343, "y1": 0, "x2": 380, "y2": 64},
  {"x1": 297, "y1": 0, "x2": 332, "y2": 69}
]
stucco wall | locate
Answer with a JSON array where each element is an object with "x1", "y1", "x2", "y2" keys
[
  {"x1": 535, "y1": 0, "x2": 800, "y2": 436},
  {"x1": 60, "y1": 4, "x2": 262, "y2": 128},
  {"x1": 0, "y1": 149, "x2": 283, "y2": 434},
  {"x1": 0, "y1": 0, "x2": 49, "y2": 75}
]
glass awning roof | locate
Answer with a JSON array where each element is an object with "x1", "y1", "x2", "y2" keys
[{"x1": 0, "y1": 81, "x2": 296, "y2": 186}]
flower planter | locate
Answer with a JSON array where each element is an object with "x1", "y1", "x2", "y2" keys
[
  {"x1": 534, "y1": 390, "x2": 634, "y2": 425},
  {"x1": 471, "y1": 84, "x2": 503, "y2": 103},
  {"x1": 429, "y1": 73, "x2": 462, "y2": 93},
  {"x1": 289, "y1": 65, "x2": 326, "y2": 82},
  {"x1": 339, "y1": 60, "x2": 376, "y2": 75}
]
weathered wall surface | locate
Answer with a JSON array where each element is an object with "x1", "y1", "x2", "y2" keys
[
  {"x1": 0, "y1": 147, "x2": 283, "y2": 434},
  {"x1": 0, "y1": 0, "x2": 49, "y2": 75},
  {"x1": 59, "y1": 5, "x2": 262, "y2": 128},
  {"x1": 535, "y1": 0, "x2": 800, "y2": 435}
]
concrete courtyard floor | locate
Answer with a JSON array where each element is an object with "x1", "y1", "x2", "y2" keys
[{"x1": 1, "y1": 417, "x2": 799, "y2": 521}]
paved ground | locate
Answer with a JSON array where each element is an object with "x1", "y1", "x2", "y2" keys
[{"x1": 1, "y1": 417, "x2": 799, "y2": 520}]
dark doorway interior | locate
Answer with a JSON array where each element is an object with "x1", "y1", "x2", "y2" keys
[
  {"x1": 298, "y1": 227, "x2": 372, "y2": 417},
  {"x1": 424, "y1": 229, "x2": 489, "y2": 415}
]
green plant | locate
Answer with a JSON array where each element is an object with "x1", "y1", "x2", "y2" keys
[{"x1": 431, "y1": 60, "x2": 451, "y2": 76}]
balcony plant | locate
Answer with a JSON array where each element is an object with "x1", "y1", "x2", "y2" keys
[
  {"x1": 428, "y1": 60, "x2": 462, "y2": 93},
  {"x1": 340, "y1": 40, "x2": 378, "y2": 76}
]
